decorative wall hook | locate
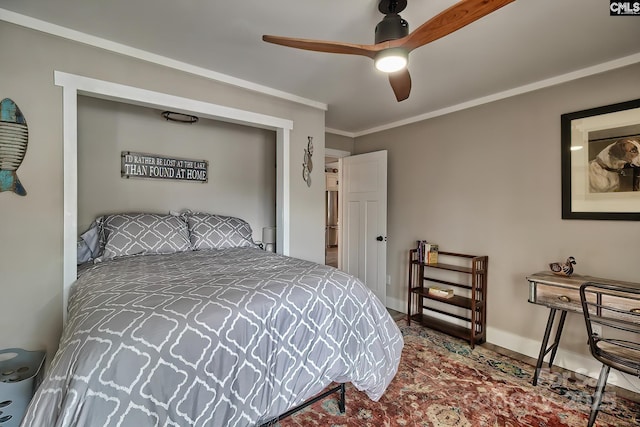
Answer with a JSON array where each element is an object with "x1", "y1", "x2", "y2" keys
[
  {"x1": 161, "y1": 111, "x2": 199, "y2": 124},
  {"x1": 302, "y1": 136, "x2": 313, "y2": 187}
]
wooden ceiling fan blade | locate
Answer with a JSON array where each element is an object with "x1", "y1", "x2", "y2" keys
[
  {"x1": 399, "y1": 0, "x2": 515, "y2": 52},
  {"x1": 389, "y1": 69, "x2": 411, "y2": 102},
  {"x1": 262, "y1": 35, "x2": 379, "y2": 58}
]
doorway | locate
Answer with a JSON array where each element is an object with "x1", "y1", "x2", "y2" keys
[{"x1": 324, "y1": 148, "x2": 349, "y2": 268}]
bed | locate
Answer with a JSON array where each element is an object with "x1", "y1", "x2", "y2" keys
[{"x1": 22, "y1": 213, "x2": 403, "y2": 427}]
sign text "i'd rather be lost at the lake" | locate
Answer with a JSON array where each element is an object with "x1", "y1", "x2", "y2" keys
[{"x1": 121, "y1": 151, "x2": 208, "y2": 183}]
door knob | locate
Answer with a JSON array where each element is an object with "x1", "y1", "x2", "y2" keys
[{"x1": 376, "y1": 236, "x2": 384, "y2": 241}]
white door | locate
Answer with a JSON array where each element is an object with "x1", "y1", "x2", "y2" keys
[{"x1": 339, "y1": 150, "x2": 387, "y2": 304}]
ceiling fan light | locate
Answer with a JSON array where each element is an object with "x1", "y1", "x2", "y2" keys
[{"x1": 374, "y1": 49, "x2": 408, "y2": 73}]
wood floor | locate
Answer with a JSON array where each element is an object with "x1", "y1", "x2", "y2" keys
[{"x1": 386, "y1": 308, "x2": 640, "y2": 404}]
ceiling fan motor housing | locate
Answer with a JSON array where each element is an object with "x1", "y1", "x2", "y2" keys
[{"x1": 375, "y1": 14, "x2": 409, "y2": 44}]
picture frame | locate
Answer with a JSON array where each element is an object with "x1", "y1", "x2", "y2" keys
[{"x1": 561, "y1": 98, "x2": 640, "y2": 220}]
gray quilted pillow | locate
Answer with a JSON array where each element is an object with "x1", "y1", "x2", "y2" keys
[
  {"x1": 97, "y1": 213, "x2": 191, "y2": 261},
  {"x1": 185, "y1": 213, "x2": 257, "y2": 250}
]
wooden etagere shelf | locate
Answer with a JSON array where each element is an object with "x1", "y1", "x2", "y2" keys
[{"x1": 407, "y1": 249, "x2": 488, "y2": 348}]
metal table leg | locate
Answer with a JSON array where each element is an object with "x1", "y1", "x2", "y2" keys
[
  {"x1": 548, "y1": 310, "x2": 567, "y2": 367},
  {"x1": 532, "y1": 308, "x2": 567, "y2": 386}
]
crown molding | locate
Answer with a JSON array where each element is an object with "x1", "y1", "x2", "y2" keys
[
  {"x1": 3, "y1": 8, "x2": 638, "y2": 139},
  {"x1": 0, "y1": 8, "x2": 328, "y2": 112},
  {"x1": 351, "y1": 52, "x2": 640, "y2": 137}
]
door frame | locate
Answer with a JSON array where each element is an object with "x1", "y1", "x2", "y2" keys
[
  {"x1": 325, "y1": 148, "x2": 350, "y2": 269},
  {"x1": 325, "y1": 148, "x2": 350, "y2": 160}
]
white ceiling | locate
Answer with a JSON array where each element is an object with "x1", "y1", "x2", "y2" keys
[{"x1": 2, "y1": 0, "x2": 639, "y2": 135}]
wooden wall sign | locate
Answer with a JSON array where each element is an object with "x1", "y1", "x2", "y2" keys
[{"x1": 121, "y1": 151, "x2": 208, "y2": 183}]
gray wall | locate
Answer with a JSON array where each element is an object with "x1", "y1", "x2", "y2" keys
[
  {"x1": 0, "y1": 20, "x2": 326, "y2": 361},
  {"x1": 326, "y1": 132, "x2": 354, "y2": 152},
  {"x1": 77, "y1": 97, "x2": 276, "y2": 240},
  {"x1": 354, "y1": 63, "x2": 640, "y2": 382}
]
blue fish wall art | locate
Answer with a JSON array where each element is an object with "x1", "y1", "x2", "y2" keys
[{"x1": 0, "y1": 98, "x2": 28, "y2": 196}]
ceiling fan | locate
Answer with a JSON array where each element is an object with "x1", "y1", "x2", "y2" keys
[{"x1": 263, "y1": 0, "x2": 515, "y2": 102}]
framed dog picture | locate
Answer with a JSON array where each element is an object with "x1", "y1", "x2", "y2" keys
[{"x1": 561, "y1": 98, "x2": 640, "y2": 220}]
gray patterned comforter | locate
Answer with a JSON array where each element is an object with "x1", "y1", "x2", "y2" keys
[{"x1": 23, "y1": 248, "x2": 403, "y2": 427}]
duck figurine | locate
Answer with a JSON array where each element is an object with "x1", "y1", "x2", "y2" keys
[{"x1": 549, "y1": 257, "x2": 576, "y2": 276}]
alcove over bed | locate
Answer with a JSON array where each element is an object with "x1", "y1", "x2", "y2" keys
[{"x1": 55, "y1": 71, "x2": 293, "y2": 317}]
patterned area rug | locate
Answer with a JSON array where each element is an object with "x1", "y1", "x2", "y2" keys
[{"x1": 278, "y1": 319, "x2": 640, "y2": 427}]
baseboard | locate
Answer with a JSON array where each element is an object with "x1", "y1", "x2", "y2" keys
[
  {"x1": 386, "y1": 303, "x2": 640, "y2": 395},
  {"x1": 385, "y1": 296, "x2": 405, "y2": 314},
  {"x1": 487, "y1": 326, "x2": 640, "y2": 395}
]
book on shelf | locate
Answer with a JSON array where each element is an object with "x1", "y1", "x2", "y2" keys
[
  {"x1": 416, "y1": 240, "x2": 439, "y2": 264},
  {"x1": 425, "y1": 243, "x2": 438, "y2": 264},
  {"x1": 428, "y1": 286, "x2": 454, "y2": 299},
  {"x1": 416, "y1": 240, "x2": 427, "y2": 263}
]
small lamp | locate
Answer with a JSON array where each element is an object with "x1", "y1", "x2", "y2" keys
[{"x1": 262, "y1": 226, "x2": 276, "y2": 252}]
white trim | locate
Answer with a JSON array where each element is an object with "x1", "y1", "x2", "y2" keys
[
  {"x1": 385, "y1": 296, "x2": 405, "y2": 314},
  {"x1": 0, "y1": 8, "x2": 327, "y2": 112},
  {"x1": 325, "y1": 128, "x2": 355, "y2": 138},
  {"x1": 352, "y1": 52, "x2": 640, "y2": 137},
  {"x1": 487, "y1": 325, "x2": 640, "y2": 394},
  {"x1": 5, "y1": 7, "x2": 638, "y2": 142},
  {"x1": 391, "y1": 299, "x2": 640, "y2": 393},
  {"x1": 61, "y1": 82, "x2": 78, "y2": 319},
  {"x1": 55, "y1": 71, "x2": 293, "y2": 320},
  {"x1": 54, "y1": 72, "x2": 294, "y2": 131},
  {"x1": 276, "y1": 128, "x2": 291, "y2": 255},
  {"x1": 325, "y1": 148, "x2": 351, "y2": 159}
]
